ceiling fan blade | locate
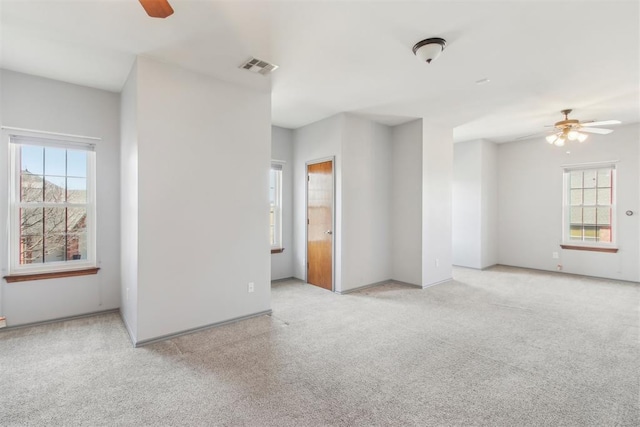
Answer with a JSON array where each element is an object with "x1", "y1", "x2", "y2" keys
[
  {"x1": 580, "y1": 127, "x2": 614, "y2": 135},
  {"x1": 581, "y1": 119, "x2": 621, "y2": 127},
  {"x1": 139, "y1": 0, "x2": 174, "y2": 18}
]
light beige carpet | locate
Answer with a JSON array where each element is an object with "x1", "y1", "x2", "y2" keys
[{"x1": 1, "y1": 266, "x2": 638, "y2": 426}]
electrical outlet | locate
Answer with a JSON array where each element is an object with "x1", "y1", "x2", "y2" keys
[
  {"x1": 248, "y1": 282, "x2": 255, "y2": 293},
  {"x1": 435, "y1": 258, "x2": 440, "y2": 267},
  {"x1": 552, "y1": 252, "x2": 559, "y2": 259}
]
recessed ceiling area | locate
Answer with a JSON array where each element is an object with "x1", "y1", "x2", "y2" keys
[{"x1": 1, "y1": 1, "x2": 638, "y2": 143}]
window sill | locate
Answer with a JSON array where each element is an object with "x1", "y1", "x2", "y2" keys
[
  {"x1": 271, "y1": 248, "x2": 285, "y2": 254},
  {"x1": 560, "y1": 245, "x2": 618, "y2": 253},
  {"x1": 3, "y1": 267, "x2": 100, "y2": 283}
]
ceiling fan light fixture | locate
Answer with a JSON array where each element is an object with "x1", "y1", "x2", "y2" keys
[
  {"x1": 412, "y1": 37, "x2": 447, "y2": 64},
  {"x1": 567, "y1": 130, "x2": 580, "y2": 141},
  {"x1": 544, "y1": 109, "x2": 617, "y2": 147}
]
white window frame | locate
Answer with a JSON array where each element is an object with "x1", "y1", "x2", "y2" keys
[
  {"x1": 562, "y1": 162, "x2": 617, "y2": 249},
  {"x1": 270, "y1": 162, "x2": 283, "y2": 250},
  {"x1": 7, "y1": 131, "x2": 97, "y2": 275}
]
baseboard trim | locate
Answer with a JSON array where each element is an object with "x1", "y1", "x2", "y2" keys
[
  {"x1": 270, "y1": 276, "x2": 297, "y2": 283},
  {"x1": 337, "y1": 278, "x2": 423, "y2": 294},
  {"x1": 494, "y1": 264, "x2": 640, "y2": 284},
  {"x1": 390, "y1": 279, "x2": 422, "y2": 288},
  {"x1": 422, "y1": 277, "x2": 453, "y2": 289},
  {"x1": 119, "y1": 311, "x2": 137, "y2": 346},
  {"x1": 133, "y1": 309, "x2": 273, "y2": 348},
  {"x1": 337, "y1": 280, "x2": 391, "y2": 294},
  {"x1": 0, "y1": 308, "x2": 119, "y2": 331}
]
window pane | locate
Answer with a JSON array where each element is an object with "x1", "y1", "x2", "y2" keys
[
  {"x1": 583, "y1": 170, "x2": 597, "y2": 188},
  {"x1": 598, "y1": 227, "x2": 612, "y2": 242},
  {"x1": 21, "y1": 208, "x2": 44, "y2": 235},
  {"x1": 584, "y1": 226, "x2": 597, "y2": 240},
  {"x1": 66, "y1": 150, "x2": 87, "y2": 178},
  {"x1": 21, "y1": 145, "x2": 44, "y2": 175},
  {"x1": 44, "y1": 176, "x2": 66, "y2": 202},
  {"x1": 269, "y1": 170, "x2": 277, "y2": 203},
  {"x1": 570, "y1": 189, "x2": 582, "y2": 205},
  {"x1": 67, "y1": 207, "x2": 87, "y2": 234},
  {"x1": 44, "y1": 207, "x2": 66, "y2": 234},
  {"x1": 44, "y1": 233, "x2": 66, "y2": 262},
  {"x1": 20, "y1": 236, "x2": 43, "y2": 264},
  {"x1": 570, "y1": 207, "x2": 582, "y2": 224},
  {"x1": 583, "y1": 188, "x2": 596, "y2": 205},
  {"x1": 597, "y1": 169, "x2": 611, "y2": 187},
  {"x1": 570, "y1": 171, "x2": 583, "y2": 189},
  {"x1": 597, "y1": 207, "x2": 611, "y2": 225},
  {"x1": 569, "y1": 226, "x2": 582, "y2": 240},
  {"x1": 583, "y1": 207, "x2": 596, "y2": 224},
  {"x1": 44, "y1": 147, "x2": 66, "y2": 176},
  {"x1": 43, "y1": 207, "x2": 67, "y2": 263},
  {"x1": 597, "y1": 188, "x2": 611, "y2": 205},
  {"x1": 21, "y1": 173, "x2": 44, "y2": 202},
  {"x1": 66, "y1": 232, "x2": 87, "y2": 260},
  {"x1": 67, "y1": 178, "x2": 87, "y2": 203}
]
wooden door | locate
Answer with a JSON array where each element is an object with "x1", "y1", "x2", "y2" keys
[{"x1": 307, "y1": 160, "x2": 333, "y2": 290}]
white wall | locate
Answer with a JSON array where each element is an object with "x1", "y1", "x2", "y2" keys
[
  {"x1": 391, "y1": 120, "x2": 422, "y2": 285},
  {"x1": 422, "y1": 122, "x2": 454, "y2": 287},
  {"x1": 271, "y1": 126, "x2": 294, "y2": 280},
  {"x1": 480, "y1": 139, "x2": 498, "y2": 268},
  {"x1": 453, "y1": 140, "x2": 482, "y2": 268},
  {"x1": 498, "y1": 123, "x2": 639, "y2": 282},
  {"x1": 452, "y1": 139, "x2": 498, "y2": 269},
  {"x1": 0, "y1": 69, "x2": 121, "y2": 326},
  {"x1": 132, "y1": 57, "x2": 272, "y2": 343},
  {"x1": 120, "y1": 62, "x2": 139, "y2": 340},
  {"x1": 292, "y1": 114, "x2": 344, "y2": 289},
  {"x1": 341, "y1": 114, "x2": 392, "y2": 291}
]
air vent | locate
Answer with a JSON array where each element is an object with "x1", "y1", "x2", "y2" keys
[{"x1": 239, "y1": 57, "x2": 279, "y2": 75}]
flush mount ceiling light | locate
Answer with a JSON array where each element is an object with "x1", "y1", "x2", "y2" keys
[
  {"x1": 544, "y1": 109, "x2": 621, "y2": 147},
  {"x1": 412, "y1": 37, "x2": 447, "y2": 64}
]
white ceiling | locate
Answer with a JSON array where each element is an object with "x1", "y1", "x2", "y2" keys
[{"x1": 1, "y1": 0, "x2": 638, "y2": 143}]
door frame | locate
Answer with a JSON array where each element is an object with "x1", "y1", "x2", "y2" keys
[{"x1": 305, "y1": 156, "x2": 336, "y2": 292}]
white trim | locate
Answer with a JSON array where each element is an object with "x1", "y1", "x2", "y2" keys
[
  {"x1": 561, "y1": 165, "x2": 617, "y2": 248},
  {"x1": 7, "y1": 135, "x2": 97, "y2": 275},
  {"x1": 561, "y1": 160, "x2": 619, "y2": 171},
  {"x1": 269, "y1": 166, "x2": 283, "y2": 249},
  {"x1": 422, "y1": 278, "x2": 453, "y2": 289},
  {"x1": 133, "y1": 309, "x2": 273, "y2": 347},
  {"x1": 1, "y1": 126, "x2": 101, "y2": 142}
]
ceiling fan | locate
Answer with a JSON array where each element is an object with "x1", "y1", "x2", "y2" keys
[
  {"x1": 545, "y1": 109, "x2": 621, "y2": 147},
  {"x1": 139, "y1": 0, "x2": 174, "y2": 19}
]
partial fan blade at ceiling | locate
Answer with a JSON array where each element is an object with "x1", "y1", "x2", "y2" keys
[
  {"x1": 582, "y1": 119, "x2": 622, "y2": 127},
  {"x1": 139, "y1": 0, "x2": 174, "y2": 18},
  {"x1": 579, "y1": 127, "x2": 614, "y2": 135}
]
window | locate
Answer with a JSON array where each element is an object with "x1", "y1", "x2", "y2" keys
[
  {"x1": 563, "y1": 164, "x2": 616, "y2": 249},
  {"x1": 8, "y1": 134, "x2": 96, "y2": 276},
  {"x1": 269, "y1": 163, "x2": 283, "y2": 251}
]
